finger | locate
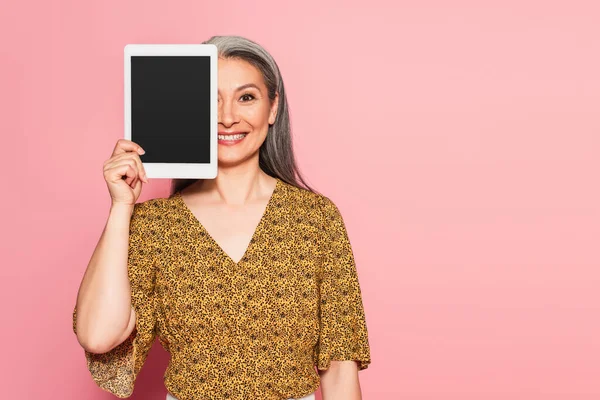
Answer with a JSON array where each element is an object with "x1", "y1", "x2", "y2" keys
[
  {"x1": 112, "y1": 139, "x2": 146, "y2": 157},
  {"x1": 131, "y1": 153, "x2": 148, "y2": 183},
  {"x1": 110, "y1": 160, "x2": 138, "y2": 185},
  {"x1": 123, "y1": 159, "x2": 145, "y2": 187},
  {"x1": 108, "y1": 149, "x2": 148, "y2": 183},
  {"x1": 127, "y1": 169, "x2": 137, "y2": 188},
  {"x1": 133, "y1": 175, "x2": 143, "y2": 191}
]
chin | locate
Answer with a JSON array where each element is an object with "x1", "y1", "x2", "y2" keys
[{"x1": 217, "y1": 152, "x2": 258, "y2": 166}]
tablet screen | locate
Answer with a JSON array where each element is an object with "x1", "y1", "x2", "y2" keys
[{"x1": 131, "y1": 55, "x2": 211, "y2": 164}]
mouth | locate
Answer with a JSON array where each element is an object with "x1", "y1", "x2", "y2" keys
[{"x1": 218, "y1": 131, "x2": 249, "y2": 145}]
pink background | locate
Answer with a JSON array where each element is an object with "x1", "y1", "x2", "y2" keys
[{"x1": 2, "y1": 1, "x2": 599, "y2": 399}]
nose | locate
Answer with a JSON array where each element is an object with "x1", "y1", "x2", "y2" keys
[{"x1": 218, "y1": 97, "x2": 239, "y2": 127}]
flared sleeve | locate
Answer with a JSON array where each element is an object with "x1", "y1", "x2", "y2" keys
[
  {"x1": 314, "y1": 196, "x2": 372, "y2": 371},
  {"x1": 72, "y1": 200, "x2": 160, "y2": 398}
]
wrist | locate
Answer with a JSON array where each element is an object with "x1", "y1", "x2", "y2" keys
[{"x1": 110, "y1": 202, "x2": 135, "y2": 215}]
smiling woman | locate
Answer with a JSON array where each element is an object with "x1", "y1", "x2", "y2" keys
[{"x1": 72, "y1": 35, "x2": 371, "y2": 400}]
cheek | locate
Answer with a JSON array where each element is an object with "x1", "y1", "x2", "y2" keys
[{"x1": 242, "y1": 105, "x2": 271, "y2": 126}]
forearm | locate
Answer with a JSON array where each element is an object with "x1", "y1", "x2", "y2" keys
[
  {"x1": 318, "y1": 360, "x2": 362, "y2": 400},
  {"x1": 74, "y1": 202, "x2": 135, "y2": 353}
]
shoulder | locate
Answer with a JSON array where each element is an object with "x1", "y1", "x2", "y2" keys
[
  {"x1": 129, "y1": 197, "x2": 171, "y2": 235},
  {"x1": 277, "y1": 179, "x2": 325, "y2": 211},
  {"x1": 278, "y1": 179, "x2": 342, "y2": 225},
  {"x1": 127, "y1": 198, "x2": 175, "y2": 256},
  {"x1": 132, "y1": 197, "x2": 166, "y2": 216}
]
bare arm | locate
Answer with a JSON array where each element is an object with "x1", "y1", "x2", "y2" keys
[
  {"x1": 73, "y1": 202, "x2": 137, "y2": 354},
  {"x1": 319, "y1": 360, "x2": 362, "y2": 400}
]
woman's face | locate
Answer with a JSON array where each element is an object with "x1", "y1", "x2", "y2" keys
[{"x1": 217, "y1": 57, "x2": 279, "y2": 166}]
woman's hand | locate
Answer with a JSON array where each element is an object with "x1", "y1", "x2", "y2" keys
[{"x1": 103, "y1": 139, "x2": 149, "y2": 206}]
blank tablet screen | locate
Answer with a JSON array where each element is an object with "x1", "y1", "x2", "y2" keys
[{"x1": 131, "y1": 55, "x2": 211, "y2": 163}]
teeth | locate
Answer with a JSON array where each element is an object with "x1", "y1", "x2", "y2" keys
[{"x1": 218, "y1": 133, "x2": 247, "y2": 140}]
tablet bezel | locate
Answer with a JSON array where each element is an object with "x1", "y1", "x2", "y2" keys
[{"x1": 124, "y1": 44, "x2": 218, "y2": 179}]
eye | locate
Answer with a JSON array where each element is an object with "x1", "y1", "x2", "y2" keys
[{"x1": 240, "y1": 93, "x2": 255, "y2": 102}]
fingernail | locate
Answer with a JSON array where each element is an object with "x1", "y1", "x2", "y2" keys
[{"x1": 138, "y1": 148, "x2": 145, "y2": 155}]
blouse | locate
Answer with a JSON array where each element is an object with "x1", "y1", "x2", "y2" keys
[{"x1": 72, "y1": 177, "x2": 371, "y2": 400}]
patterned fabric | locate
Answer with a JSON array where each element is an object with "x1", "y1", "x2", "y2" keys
[
  {"x1": 167, "y1": 389, "x2": 315, "y2": 400},
  {"x1": 72, "y1": 177, "x2": 371, "y2": 399}
]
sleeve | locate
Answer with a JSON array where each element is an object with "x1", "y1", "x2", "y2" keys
[
  {"x1": 72, "y1": 200, "x2": 160, "y2": 398},
  {"x1": 314, "y1": 196, "x2": 372, "y2": 371}
]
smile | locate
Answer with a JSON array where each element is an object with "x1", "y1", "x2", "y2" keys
[{"x1": 218, "y1": 133, "x2": 248, "y2": 141}]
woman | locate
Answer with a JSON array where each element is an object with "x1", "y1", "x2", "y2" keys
[{"x1": 73, "y1": 35, "x2": 371, "y2": 400}]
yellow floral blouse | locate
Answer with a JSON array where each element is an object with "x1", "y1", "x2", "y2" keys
[{"x1": 72, "y1": 177, "x2": 371, "y2": 400}]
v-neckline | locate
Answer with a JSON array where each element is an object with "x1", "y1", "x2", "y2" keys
[{"x1": 174, "y1": 177, "x2": 281, "y2": 266}]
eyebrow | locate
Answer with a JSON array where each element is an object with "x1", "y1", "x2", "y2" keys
[
  {"x1": 235, "y1": 83, "x2": 261, "y2": 92},
  {"x1": 236, "y1": 83, "x2": 260, "y2": 91},
  {"x1": 218, "y1": 83, "x2": 262, "y2": 96}
]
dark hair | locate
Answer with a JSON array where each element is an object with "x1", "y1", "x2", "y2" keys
[{"x1": 169, "y1": 35, "x2": 318, "y2": 196}]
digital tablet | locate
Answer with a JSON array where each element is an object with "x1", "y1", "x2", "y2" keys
[{"x1": 124, "y1": 44, "x2": 218, "y2": 179}]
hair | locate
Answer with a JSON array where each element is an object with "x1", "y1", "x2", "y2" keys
[{"x1": 169, "y1": 35, "x2": 318, "y2": 196}]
